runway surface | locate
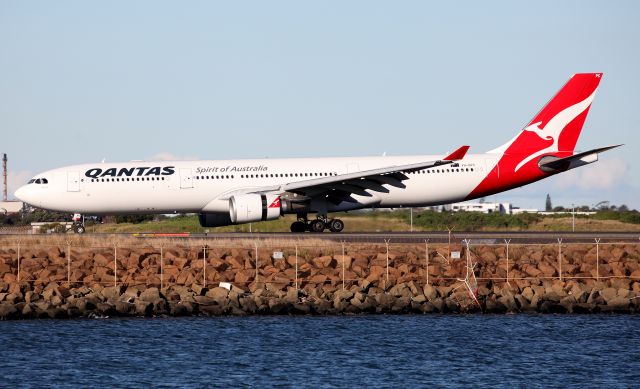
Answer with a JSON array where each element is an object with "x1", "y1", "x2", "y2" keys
[
  {"x1": 128, "y1": 231, "x2": 640, "y2": 244},
  {"x1": 2, "y1": 231, "x2": 639, "y2": 244}
]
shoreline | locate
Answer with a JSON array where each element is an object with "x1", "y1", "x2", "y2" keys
[{"x1": 1, "y1": 239, "x2": 639, "y2": 319}]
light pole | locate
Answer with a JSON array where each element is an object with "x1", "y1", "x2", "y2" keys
[
  {"x1": 572, "y1": 203, "x2": 575, "y2": 232},
  {"x1": 410, "y1": 208, "x2": 413, "y2": 232}
]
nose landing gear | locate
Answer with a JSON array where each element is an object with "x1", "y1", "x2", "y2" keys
[{"x1": 72, "y1": 213, "x2": 86, "y2": 234}]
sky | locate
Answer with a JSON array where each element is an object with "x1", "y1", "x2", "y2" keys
[{"x1": 1, "y1": 1, "x2": 638, "y2": 210}]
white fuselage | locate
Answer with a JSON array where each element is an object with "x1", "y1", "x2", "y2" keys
[{"x1": 15, "y1": 153, "x2": 498, "y2": 215}]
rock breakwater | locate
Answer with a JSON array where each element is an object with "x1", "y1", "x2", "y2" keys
[{"x1": 0, "y1": 240, "x2": 639, "y2": 318}]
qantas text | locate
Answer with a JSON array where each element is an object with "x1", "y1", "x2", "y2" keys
[{"x1": 85, "y1": 166, "x2": 176, "y2": 178}]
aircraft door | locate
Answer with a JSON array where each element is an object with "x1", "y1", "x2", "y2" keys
[
  {"x1": 180, "y1": 169, "x2": 193, "y2": 189},
  {"x1": 346, "y1": 163, "x2": 360, "y2": 174},
  {"x1": 67, "y1": 171, "x2": 80, "y2": 192}
]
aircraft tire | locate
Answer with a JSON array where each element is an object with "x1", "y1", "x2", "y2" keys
[
  {"x1": 309, "y1": 219, "x2": 326, "y2": 233},
  {"x1": 290, "y1": 221, "x2": 306, "y2": 233},
  {"x1": 329, "y1": 219, "x2": 344, "y2": 233},
  {"x1": 75, "y1": 225, "x2": 86, "y2": 234}
]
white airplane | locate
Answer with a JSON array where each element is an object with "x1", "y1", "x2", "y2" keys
[{"x1": 15, "y1": 73, "x2": 620, "y2": 233}]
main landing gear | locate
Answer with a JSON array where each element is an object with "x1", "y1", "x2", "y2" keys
[{"x1": 290, "y1": 214, "x2": 344, "y2": 233}]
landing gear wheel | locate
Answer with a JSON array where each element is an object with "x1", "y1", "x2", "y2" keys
[
  {"x1": 74, "y1": 224, "x2": 86, "y2": 234},
  {"x1": 290, "y1": 221, "x2": 306, "y2": 233},
  {"x1": 329, "y1": 219, "x2": 344, "y2": 233},
  {"x1": 309, "y1": 219, "x2": 326, "y2": 233}
]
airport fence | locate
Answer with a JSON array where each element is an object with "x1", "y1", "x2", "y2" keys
[{"x1": 1, "y1": 237, "x2": 640, "y2": 292}]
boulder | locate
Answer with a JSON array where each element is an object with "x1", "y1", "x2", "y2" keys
[
  {"x1": 524, "y1": 265, "x2": 542, "y2": 278},
  {"x1": 239, "y1": 297, "x2": 258, "y2": 313},
  {"x1": 21, "y1": 303, "x2": 36, "y2": 318},
  {"x1": 193, "y1": 295, "x2": 217, "y2": 306},
  {"x1": 423, "y1": 284, "x2": 438, "y2": 300},
  {"x1": 497, "y1": 295, "x2": 518, "y2": 312},
  {"x1": 100, "y1": 286, "x2": 124, "y2": 301},
  {"x1": 334, "y1": 255, "x2": 353, "y2": 270},
  {"x1": 312, "y1": 256, "x2": 334, "y2": 268},
  {"x1": 206, "y1": 287, "x2": 230, "y2": 302},
  {"x1": 115, "y1": 300, "x2": 135, "y2": 315},
  {"x1": 139, "y1": 288, "x2": 161, "y2": 303},
  {"x1": 606, "y1": 297, "x2": 630, "y2": 311},
  {"x1": 333, "y1": 289, "x2": 354, "y2": 302},
  {"x1": 599, "y1": 287, "x2": 618, "y2": 303},
  {"x1": 46, "y1": 307, "x2": 68, "y2": 319},
  {"x1": 135, "y1": 301, "x2": 154, "y2": 316},
  {"x1": 411, "y1": 294, "x2": 426, "y2": 303},
  {"x1": 521, "y1": 287, "x2": 534, "y2": 302},
  {"x1": 0, "y1": 303, "x2": 17, "y2": 319},
  {"x1": 169, "y1": 301, "x2": 192, "y2": 316},
  {"x1": 267, "y1": 298, "x2": 290, "y2": 314},
  {"x1": 374, "y1": 293, "x2": 395, "y2": 312},
  {"x1": 96, "y1": 302, "x2": 117, "y2": 316},
  {"x1": 191, "y1": 284, "x2": 208, "y2": 296},
  {"x1": 392, "y1": 296, "x2": 411, "y2": 313},
  {"x1": 537, "y1": 262, "x2": 557, "y2": 277},
  {"x1": 485, "y1": 296, "x2": 507, "y2": 313},
  {"x1": 4, "y1": 293, "x2": 22, "y2": 304}
]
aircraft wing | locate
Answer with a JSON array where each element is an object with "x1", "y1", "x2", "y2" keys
[{"x1": 219, "y1": 145, "x2": 470, "y2": 203}]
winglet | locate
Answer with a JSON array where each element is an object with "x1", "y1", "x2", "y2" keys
[{"x1": 443, "y1": 145, "x2": 470, "y2": 161}]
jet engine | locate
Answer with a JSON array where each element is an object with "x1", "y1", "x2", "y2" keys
[
  {"x1": 229, "y1": 194, "x2": 282, "y2": 224},
  {"x1": 198, "y1": 212, "x2": 233, "y2": 227}
]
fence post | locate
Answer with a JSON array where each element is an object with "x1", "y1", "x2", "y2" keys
[
  {"x1": 341, "y1": 241, "x2": 346, "y2": 290},
  {"x1": 425, "y1": 239, "x2": 429, "y2": 286},
  {"x1": 447, "y1": 228, "x2": 453, "y2": 261},
  {"x1": 384, "y1": 239, "x2": 390, "y2": 291},
  {"x1": 557, "y1": 238, "x2": 563, "y2": 282},
  {"x1": 504, "y1": 239, "x2": 511, "y2": 285},
  {"x1": 160, "y1": 246, "x2": 164, "y2": 290},
  {"x1": 203, "y1": 245, "x2": 207, "y2": 287},
  {"x1": 254, "y1": 243, "x2": 259, "y2": 283},
  {"x1": 295, "y1": 245, "x2": 299, "y2": 291},
  {"x1": 16, "y1": 241, "x2": 21, "y2": 282},
  {"x1": 113, "y1": 243, "x2": 118, "y2": 288},
  {"x1": 595, "y1": 238, "x2": 600, "y2": 282},
  {"x1": 67, "y1": 240, "x2": 71, "y2": 287}
]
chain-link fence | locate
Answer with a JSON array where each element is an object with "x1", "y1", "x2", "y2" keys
[{"x1": 2, "y1": 238, "x2": 639, "y2": 292}]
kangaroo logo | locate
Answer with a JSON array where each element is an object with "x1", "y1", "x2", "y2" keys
[{"x1": 514, "y1": 90, "x2": 596, "y2": 172}]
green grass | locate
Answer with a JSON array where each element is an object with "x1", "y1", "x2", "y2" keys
[{"x1": 85, "y1": 209, "x2": 640, "y2": 234}]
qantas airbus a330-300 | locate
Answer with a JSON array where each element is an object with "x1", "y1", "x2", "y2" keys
[{"x1": 15, "y1": 73, "x2": 620, "y2": 233}]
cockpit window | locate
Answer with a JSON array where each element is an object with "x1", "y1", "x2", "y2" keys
[
  {"x1": 42, "y1": 178, "x2": 48, "y2": 184},
  {"x1": 35, "y1": 179, "x2": 42, "y2": 184},
  {"x1": 28, "y1": 179, "x2": 35, "y2": 184}
]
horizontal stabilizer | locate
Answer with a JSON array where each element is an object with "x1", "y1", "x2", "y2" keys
[
  {"x1": 443, "y1": 145, "x2": 470, "y2": 161},
  {"x1": 538, "y1": 144, "x2": 622, "y2": 172}
]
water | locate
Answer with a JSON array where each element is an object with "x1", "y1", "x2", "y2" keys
[{"x1": 1, "y1": 315, "x2": 639, "y2": 388}]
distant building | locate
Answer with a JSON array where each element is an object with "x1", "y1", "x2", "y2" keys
[
  {"x1": 0, "y1": 201, "x2": 23, "y2": 215},
  {"x1": 450, "y1": 202, "x2": 512, "y2": 214},
  {"x1": 450, "y1": 201, "x2": 540, "y2": 215},
  {"x1": 374, "y1": 202, "x2": 541, "y2": 215}
]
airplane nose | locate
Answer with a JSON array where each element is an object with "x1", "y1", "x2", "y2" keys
[{"x1": 14, "y1": 185, "x2": 32, "y2": 204}]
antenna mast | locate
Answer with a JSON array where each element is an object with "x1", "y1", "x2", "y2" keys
[{"x1": 2, "y1": 153, "x2": 7, "y2": 201}]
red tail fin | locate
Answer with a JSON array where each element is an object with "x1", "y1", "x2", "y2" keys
[
  {"x1": 490, "y1": 73, "x2": 602, "y2": 171},
  {"x1": 467, "y1": 73, "x2": 602, "y2": 200}
]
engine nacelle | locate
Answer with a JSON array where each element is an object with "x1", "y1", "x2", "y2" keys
[
  {"x1": 229, "y1": 194, "x2": 282, "y2": 224},
  {"x1": 198, "y1": 212, "x2": 232, "y2": 227}
]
